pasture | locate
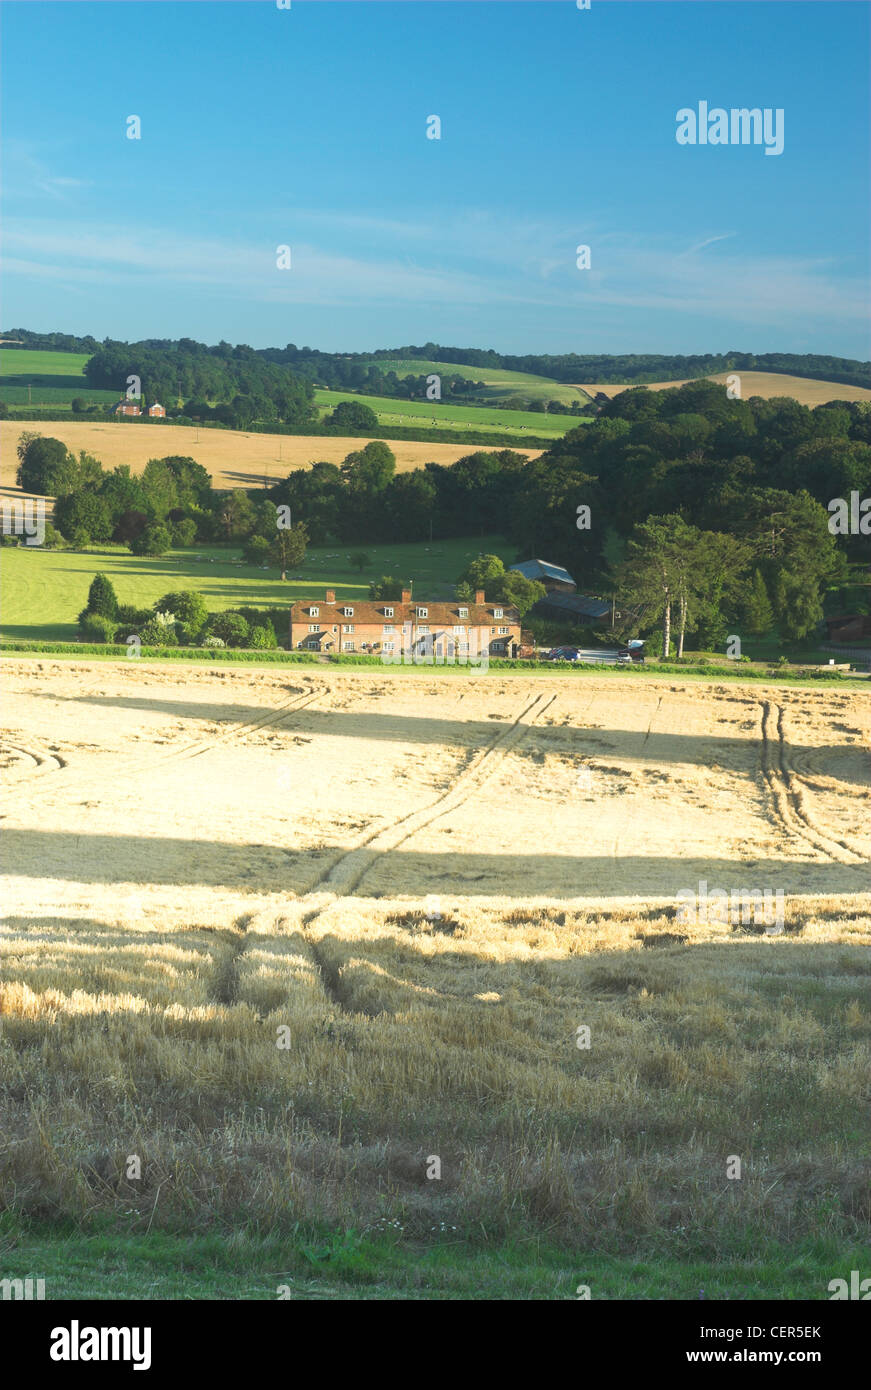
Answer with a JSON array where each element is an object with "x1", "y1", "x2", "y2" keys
[
  {"x1": 373, "y1": 359, "x2": 587, "y2": 407},
  {"x1": 0, "y1": 347, "x2": 91, "y2": 379},
  {"x1": 1, "y1": 662, "x2": 868, "y2": 1297},
  {"x1": 314, "y1": 388, "x2": 582, "y2": 438}
]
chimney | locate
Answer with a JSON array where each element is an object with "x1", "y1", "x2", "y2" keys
[
  {"x1": 401, "y1": 588, "x2": 412, "y2": 603},
  {"x1": 475, "y1": 589, "x2": 485, "y2": 606},
  {"x1": 325, "y1": 589, "x2": 336, "y2": 603}
]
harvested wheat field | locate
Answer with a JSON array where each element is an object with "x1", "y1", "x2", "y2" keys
[
  {"x1": 0, "y1": 421, "x2": 541, "y2": 494},
  {"x1": 1, "y1": 660, "x2": 869, "y2": 1297},
  {"x1": 575, "y1": 372, "x2": 871, "y2": 405}
]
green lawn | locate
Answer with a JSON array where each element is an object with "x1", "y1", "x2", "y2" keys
[
  {"x1": 0, "y1": 536, "x2": 518, "y2": 641},
  {"x1": 314, "y1": 388, "x2": 584, "y2": 438},
  {"x1": 0, "y1": 1222, "x2": 858, "y2": 1299}
]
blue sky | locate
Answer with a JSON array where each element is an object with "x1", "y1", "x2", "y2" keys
[{"x1": 2, "y1": 0, "x2": 869, "y2": 357}]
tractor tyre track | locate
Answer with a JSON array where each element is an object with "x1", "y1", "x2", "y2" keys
[{"x1": 759, "y1": 700, "x2": 868, "y2": 870}]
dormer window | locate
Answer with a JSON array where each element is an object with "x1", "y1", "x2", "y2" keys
[
  {"x1": 458, "y1": 607, "x2": 468, "y2": 618},
  {"x1": 309, "y1": 607, "x2": 319, "y2": 617},
  {"x1": 342, "y1": 606, "x2": 354, "y2": 617},
  {"x1": 416, "y1": 607, "x2": 428, "y2": 619},
  {"x1": 384, "y1": 607, "x2": 394, "y2": 618},
  {"x1": 493, "y1": 608, "x2": 504, "y2": 619}
]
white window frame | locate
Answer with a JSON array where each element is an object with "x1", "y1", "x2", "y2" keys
[
  {"x1": 417, "y1": 624, "x2": 429, "y2": 635},
  {"x1": 383, "y1": 624, "x2": 395, "y2": 633},
  {"x1": 342, "y1": 606, "x2": 354, "y2": 617},
  {"x1": 309, "y1": 607, "x2": 319, "y2": 617},
  {"x1": 343, "y1": 640, "x2": 355, "y2": 651},
  {"x1": 308, "y1": 624, "x2": 320, "y2": 632},
  {"x1": 342, "y1": 624, "x2": 354, "y2": 633},
  {"x1": 383, "y1": 607, "x2": 394, "y2": 618},
  {"x1": 458, "y1": 607, "x2": 468, "y2": 618},
  {"x1": 493, "y1": 608, "x2": 504, "y2": 619},
  {"x1": 417, "y1": 607, "x2": 428, "y2": 619}
]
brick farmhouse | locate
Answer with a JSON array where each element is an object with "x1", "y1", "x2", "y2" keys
[
  {"x1": 112, "y1": 401, "x2": 166, "y2": 417},
  {"x1": 289, "y1": 588, "x2": 522, "y2": 660}
]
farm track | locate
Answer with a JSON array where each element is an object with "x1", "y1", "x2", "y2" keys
[
  {"x1": 218, "y1": 684, "x2": 595, "y2": 1017},
  {"x1": 297, "y1": 690, "x2": 558, "y2": 1014},
  {"x1": 759, "y1": 699, "x2": 869, "y2": 870}
]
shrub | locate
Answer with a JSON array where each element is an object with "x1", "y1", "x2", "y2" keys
[
  {"x1": 155, "y1": 590, "x2": 208, "y2": 632},
  {"x1": 129, "y1": 524, "x2": 171, "y2": 556},
  {"x1": 139, "y1": 617, "x2": 179, "y2": 646},
  {"x1": 249, "y1": 624, "x2": 278, "y2": 649},
  {"x1": 39, "y1": 522, "x2": 65, "y2": 549},
  {"x1": 79, "y1": 611, "x2": 117, "y2": 644},
  {"x1": 87, "y1": 573, "x2": 119, "y2": 620},
  {"x1": 71, "y1": 527, "x2": 91, "y2": 548},
  {"x1": 202, "y1": 635, "x2": 226, "y2": 648},
  {"x1": 116, "y1": 604, "x2": 153, "y2": 625},
  {"x1": 243, "y1": 535, "x2": 271, "y2": 566},
  {"x1": 0, "y1": 534, "x2": 19, "y2": 548},
  {"x1": 205, "y1": 611, "x2": 249, "y2": 647},
  {"x1": 71, "y1": 397, "x2": 87, "y2": 413},
  {"x1": 171, "y1": 518, "x2": 197, "y2": 547}
]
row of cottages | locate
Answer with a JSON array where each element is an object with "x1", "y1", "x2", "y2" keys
[
  {"x1": 113, "y1": 401, "x2": 166, "y2": 417},
  {"x1": 288, "y1": 588, "x2": 522, "y2": 658}
]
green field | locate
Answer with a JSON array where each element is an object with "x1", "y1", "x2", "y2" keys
[
  {"x1": 371, "y1": 359, "x2": 588, "y2": 407},
  {"x1": 0, "y1": 347, "x2": 91, "y2": 378},
  {"x1": 0, "y1": 535, "x2": 518, "y2": 641},
  {"x1": 314, "y1": 388, "x2": 583, "y2": 438},
  {"x1": 0, "y1": 1223, "x2": 857, "y2": 1299},
  {"x1": 0, "y1": 347, "x2": 113, "y2": 409}
]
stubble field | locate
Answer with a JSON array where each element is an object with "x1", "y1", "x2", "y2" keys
[
  {"x1": 0, "y1": 421, "x2": 541, "y2": 499},
  {"x1": 1, "y1": 660, "x2": 869, "y2": 1297}
]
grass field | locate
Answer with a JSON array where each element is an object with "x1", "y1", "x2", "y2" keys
[
  {"x1": 0, "y1": 347, "x2": 91, "y2": 379},
  {"x1": 1, "y1": 662, "x2": 868, "y2": 1298},
  {"x1": 0, "y1": 421, "x2": 541, "y2": 498},
  {"x1": 0, "y1": 536, "x2": 518, "y2": 641},
  {"x1": 577, "y1": 372, "x2": 871, "y2": 405},
  {"x1": 373, "y1": 359, "x2": 587, "y2": 407},
  {"x1": 314, "y1": 388, "x2": 582, "y2": 438}
]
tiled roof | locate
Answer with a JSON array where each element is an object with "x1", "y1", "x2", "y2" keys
[{"x1": 289, "y1": 599, "x2": 519, "y2": 625}]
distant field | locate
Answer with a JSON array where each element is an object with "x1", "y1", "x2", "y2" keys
[
  {"x1": 314, "y1": 388, "x2": 583, "y2": 438},
  {"x1": 373, "y1": 359, "x2": 587, "y2": 407},
  {"x1": 0, "y1": 385, "x2": 116, "y2": 405},
  {"x1": 0, "y1": 347, "x2": 91, "y2": 379},
  {"x1": 577, "y1": 372, "x2": 871, "y2": 405},
  {"x1": 0, "y1": 535, "x2": 518, "y2": 641},
  {"x1": 0, "y1": 421, "x2": 541, "y2": 495}
]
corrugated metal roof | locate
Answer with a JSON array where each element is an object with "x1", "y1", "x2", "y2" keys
[{"x1": 510, "y1": 558, "x2": 576, "y2": 586}]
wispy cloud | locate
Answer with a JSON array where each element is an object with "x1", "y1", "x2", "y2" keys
[{"x1": 3, "y1": 214, "x2": 867, "y2": 330}]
